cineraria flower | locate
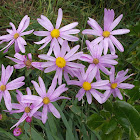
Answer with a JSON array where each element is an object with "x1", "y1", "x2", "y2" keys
[
  {"x1": 66, "y1": 66, "x2": 110, "y2": 104},
  {"x1": 82, "y1": 8, "x2": 130, "y2": 55},
  {"x1": 6, "y1": 53, "x2": 43, "y2": 70},
  {"x1": 21, "y1": 76, "x2": 70, "y2": 124},
  {"x1": 80, "y1": 41, "x2": 118, "y2": 79},
  {"x1": 0, "y1": 65, "x2": 25, "y2": 111},
  {"x1": 104, "y1": 66, "x2": 134, "y2": 100},
  {"x1": 34, "y1": 8, "x2": 80, "y2": 54},
  {"x1": 0, "y1": 15, "x2": 34, "y2": 53},
  {"x1": 38, "y1": 40, "x2": 84, "y2": 85},
  {"x1": 13, "y1": 127, "x2": 22, "y2": 136},
  {"x1": 10, "y1": 88, "x2": 42, "y2": 129}
]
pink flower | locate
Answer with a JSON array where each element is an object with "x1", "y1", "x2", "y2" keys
[
  {"x1": 13, "y1": 127, "x2": 22, "y2": 136},
  {"x1": 34, "y1": 8, "x2": 80, "y2": 55},
  {"x1": 21, "y1": 76, "x2": 70, "y2": 124},
  {"x1": 38, "y1": 40, "x2": 84, "y2": 85},
  {"x1": 80, "y1": 41, "x2": 118, "y2": 79},
  {"x1": 25, "y1": 116, "x2": 32, "y2": 123},
  {"x1": 104, "y1": 66, "x2": 134, "y2": 101},
  {"x1": 0, "y1": 15, "x2": 34, "y2": 53},
  {"x1": 0, "y1": 65, "x2": 25, "y2": 111},
  {"x1": 66, "y1": 66, "x2": 110, "y2": 104},
  {"x1": 82, "y1": 8, "x2": 130, "y2": 55},
  {"x1": 6, "y1": 53, "x2": 43, "y2": 70},
  {"x1": 10, "y1": 88, "x2": 42, "y2": 129}
]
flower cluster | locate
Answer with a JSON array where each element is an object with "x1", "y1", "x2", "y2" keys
[{"x1": 0, "y1": 8, "x2": 134, "y2": 135}]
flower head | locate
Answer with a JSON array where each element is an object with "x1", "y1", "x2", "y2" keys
[
  {"x1": 13, "y1": 127, "x2": 22, "y2": 136},
  {"x1": 38, "y1": 40, "x2": 84, "y2": 85},
  {"x1": 80, "y1": 41, "x2": 118, "y2": 79},
  {"x1": 21, "y1": 76, "x2": 70, "y2": 124},
  {"x1": 10, "y1": 88, "x2": 41, "y2": 129},
  {"x1": 6, "y1": 53, "x2": 43, "y2": 70},
  {"x1": 0, "y1": 65, "x2": 25, "y2": 111},
  {"x1": 0, "y1": 15, "x2": 34, "y2": 53},
  {"x1": 67, "y1": 66, "x2": 110, "y2": 104},
  {"x1": 34, "y1": 8, "x2": 80, "y2": 55},
  {"x1": 82, "y1": 8, "x2": 130, "y2": 55},
  {"x1": 104, "y1": 67, "x2": 134, "y2": 100}
]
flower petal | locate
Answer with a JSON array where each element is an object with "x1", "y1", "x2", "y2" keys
[
  {"x1": 42, "y1": 105, "x2": 48, "y2": 124},
  {"x1": 48, "y1": 103, "x2": 60, "y2": 118},
  {"x1": 111, "y1": 29, "x2": 130, "y2": 35},
  {"x1": 86, "y1": 91, "x2": 92, "y2": 104},
  {"x1": 55, "y1": 8, "x2": 63, "y2": 29},
  {"x1": 60, "y1": 22, "x2": 78, "y2": 32}
]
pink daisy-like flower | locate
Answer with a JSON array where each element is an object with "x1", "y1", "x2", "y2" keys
[
  {"x1": 104, "y1": 66, "x2": 134, "y2": 101},
  {"x1": 34, "y1": 8, "x2": 80, "y2": 54},
  {"x1": 0, "y1": 65, "x2": 25, "y2": 111},
  {"x1": 10, "y1": 88, "x2": 42, "y2": 129},
  {"x1": 6, "y1": 53, "x2": 43, "y2": 70},
  {"x1": 66, "y1": 66, "x2": 110, "y2": 104},
  {"x1": 0, "y1": 15, "x2": 34, "y2": 53},
  {"x1": 13, "y1": 127, "x2": 22, "y2": 136},
  {"x1": 80, "y1": 41, "x2": 118, "y2": 79},
  {"x1": 21, "y1": 76, "x2": 70, "y2": 124},
  {"x1": 38, "y1": 40, "x2": 84, "y2": 85},
  {"x1": 82, "y1": 8, "x2": 130, "y2": 55}
]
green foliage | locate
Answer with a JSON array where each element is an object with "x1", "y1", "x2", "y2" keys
[{"x1": 0, "y1": 0, "x2": 140, "y2": 140}]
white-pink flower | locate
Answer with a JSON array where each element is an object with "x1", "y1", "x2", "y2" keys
[
  {"x1": 34, "y1": 8, "x2": 80, "y2": 55},
  {"x1": 38, "y1": 40, "x2": 84, "y2": 85},
  {"x1": 82, "y1": 8, "x2": 130, "y2": 55},
  {"x1": 0, "y1": 65, "x2": 25, "y2": 111},
  {"x1": 0, "y1": 15, "x2": 34, "y2": 53},
  {"x1": 21, "y1": 77, "x2": 70, "y2": 124},
  {"x1": 6, "y1": 53, "x2": 43, "y2": 70},
  {"x1": 9, "y1": 88, "x2": 42, "y2": 129}
]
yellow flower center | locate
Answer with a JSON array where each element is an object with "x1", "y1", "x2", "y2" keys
[
  {"x1": 25, "y1": 60, "x2": 32, "y2": 66},
  {"x1": 14, "y1": 33, "x2": 19, "y2": 39},
  {"x1": 102, "y1": 31, "x2": 110, "y2": 38},
  {"x1": 43, "y1": 97, "x2": 50, "y2": 104},
  {"x1": 24, "y1": 107, "x2": 31, "y2": 113},
  {"x1": 56, "y1": 57, "x2": 66, "y2": 68},
  {"x1": 93, "y1": 58, "x2": 99, "y2": 64},
  {"x1": 111, "y1": 83, "x2": 117, "y2": 89},
  {"x1": 83, "y1": 82, "x2": 91, "y2": 91},
  {"x1": 51, "y1": 29, "x2": 60, "y2": 38},
  {"x1": 0, "y1": 85, "x2": 6, "y2": 91}
]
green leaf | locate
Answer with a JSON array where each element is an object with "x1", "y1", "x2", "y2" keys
[
  {"x1": 24, "y1": 123, "x2": 44, "y2": 140},
  {"x1": 102, "y1": 118, "x2": 117, "y2": 134},
  {"x1": 0, "y1": 128, "x2": 17, "y2": 140},
  {"x1": 87, "y1": 113, "x2": 104, "y2": 130},
  {"x1": 113, "y1": 101, "x2": 140, "y2": 134}
]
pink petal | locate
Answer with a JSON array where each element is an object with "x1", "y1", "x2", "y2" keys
[
  {"x1": 9, "y1": 22, "x2": 16, "y2": 32},
  {"x1": 17, "y1": 38, "x2": 25, "y2": 53},
  {"x1": 38, "y1": 54, "x2": 55, "y2": 61},
  {"x1": 114, "y1": 88, "x2": 123, "y2": 100},
  {"x1": 20, "y1": 29, "x2": 34, "y2": 36},
  {"x1": 49, "y1": 84, "x2": 68, "y2": 100},
  {"x1": 6, "y1": 82, "x2": 25, "y2": 90},
  {"x1": 64, "y1": 45, "x2": 80, "y2": 59},
  {"x1": 38, "y1": 77, "x2": 46, "y2": 94},
  {"x1": 48, "y1": 103, "x2": 60, "y2": 118},
  {"x1": 26, "y1": 87, "x2": 32, "y2": 95},
  {"x1": 34, "y1": 31, "x2": 50, "y2": 36},
  {"x1": 82, "y1": 29, "x2": 100, "y2": 36},
  {"x1": 111, "y1": 29, "x2": 130, "y2": 35},
  {"x1": 109, "y1": 66, "x2": 115, "y2": 83},
  {"x1": 5, "y1": 65, "x2": 14, "y2": 84},
  {"x1": 110, "y1": 35, "x2": 124, "y2": 52},
  {"x1": 51, "y1": 96, "x2": 70, "y2": 102},
  {"x1": 86, "y1": 91, "x2": 92, "y2": 104},
  {"x1": 55, "y1": 8, "x2": 63, "y2": 29},
  {"x1": 88, "y1": 18, "x2": 103, "y2": 33},
  {"x1": 62, "y1": 29, "x2": 80, "y2": 34},
  {"x1": 40, "y1": 15, "x2": 54, "y2": 31},
  {"x1": 67, "y1": 52, "x2": 83, "y2": 61},
  {"x1": 5, "y1": 56, "x2": 23, "y2": 64},
  {"x1": 66, "y1": 62, "x2": 85, "y2": 69},
  {"x1": 108, "y1": 38, "x2": 115, "y2": 55},
  {"x1": 31, "y1": 80, "x2": 46, "y2": 98},
  {"x1": 12, "y1": 103, "x2": 23, "y2": 110},
  {"x1": 60, "y1": 34, "x2": 79, "y2": 42},
  {"x1": 103, "y1": 38, "x2": 109, "y2": 55},
  {"x1": 118, "y1": 83, "x2": 134, "y2": 89},
  {"x1": 109, "y1": 14, "x2": 123, "y2": 31},
  {"x1": 14, "y1": 64, "x2": 25, "y2": 69},
  {"x1": 60, "y1": 22, "x2": 78, "y2": 32},
  {"x1": 90, "y1": 36, "x2": 103, "y2": 46},
  {"x1": 98, "y1": 64, "x2": 112, "y2": 75},
  {"x1": 3, "y1": 90, "x2": 12, "y2": 111},
  {"x1": 76, "y1": 88, "x2": 85, "y2": 101},
  {"x1": 44, "y1": 65, "x2": 57, "y2": 73},
  {"x1": 42, "y1": 105, "x2": 48, "y2": 124}
]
